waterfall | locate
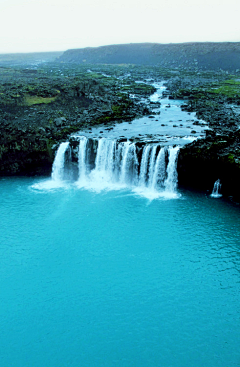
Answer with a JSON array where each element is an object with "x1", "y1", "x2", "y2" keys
[
  {"x1": 119, "y1": 142, "x2": 138, "y2": 185},
  {"x1": 49, "y1": 137, "x2": 180, "y2": 199},
  {"x1": 139, "y1": 145, "x2": 152, "y2": 186},
  {"x1": 51, "y1": 142, "x2": 70, "y2": 182},
  {"x1": 151, "y1": 147, "x2": 167, "y2": 190},
  {"x1": 148, "y1": 145, "x2": 158, "y2": 187},
  {"x1": 88, "y1": 138, "x2": 117, "y2": 189},
  {"x1": 95, "y1": 138, "x2": 116, "y2": 176},
  {"x1": 78, "y1": 136, "x2": 88, "y2": 182},
  {"x1": 164, "y1": 146, "x2": 180, "y2": 193},
  {"x1": 211, "y1": 179, "x2": 222, "y2": 198}
]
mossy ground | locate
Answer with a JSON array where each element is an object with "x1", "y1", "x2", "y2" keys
[
  {"x1": 207, "y1": 79, "x2": 240, "y2": 98},
  {"x1": 24, "y1": 95, "x2": 58, "y2": 106}
]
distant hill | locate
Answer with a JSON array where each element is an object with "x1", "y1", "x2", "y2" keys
[
  {"x1": 57, "y1": 42, "x2": 240, "y2": 71},
  {"x1": 0, "y1": 51, "x2": 64, "y2": 66}
]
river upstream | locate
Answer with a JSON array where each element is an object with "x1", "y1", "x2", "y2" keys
[{"x1": 0, "y1": 82, "x2": 239, "y2": 367}]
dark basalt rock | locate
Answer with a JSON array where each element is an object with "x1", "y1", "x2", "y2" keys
[
  {"x1": 165, "y1": 71, "x2": 240, "y2": 202},
  {"x1": 178, "y1": 131, "x2": 240, "y2": 202},
  {"x1": 0, "y1": 63, "x2": 158, "y2": 176}
]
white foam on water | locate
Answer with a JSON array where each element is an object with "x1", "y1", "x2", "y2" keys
[
  {"x1": 132, "y1": 186, "x2": 180, "y2": 201},
  {"x1": 30, "y1": 178, "x2": 70, "y2": 192}
]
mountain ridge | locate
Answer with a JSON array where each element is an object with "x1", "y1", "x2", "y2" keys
[{"x1": 57, "y1": 42, "x2": 240, "y2": 71}]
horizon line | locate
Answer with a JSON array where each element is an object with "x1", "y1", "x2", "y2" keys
[{"x1": 1, "y1": 40, "x2": 240, "y2": 56}]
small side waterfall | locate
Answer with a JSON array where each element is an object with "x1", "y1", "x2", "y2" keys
[
  {"x1": 50, "y1": 137, "x2": 180, "y2": 199},
  {"x1": 211, "y1": 179, "x2": 222, "y2": 198},
  {"x1": 51, "y1": 142, "x2": 70, "y2": 182}
]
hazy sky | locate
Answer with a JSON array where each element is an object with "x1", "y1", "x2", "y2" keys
[{"x1": 0, "y1": 0, "x2": 239, "y2": 53}]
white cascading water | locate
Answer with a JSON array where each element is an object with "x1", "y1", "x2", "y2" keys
[
  {"x1": 87, "y1": 139, "x2": 117, "y2": 190},
  {"x1": 50, "y1": 137, "x2": 180, "y2": 199},
  {"x1": 211, "y1": 179, "x2": 222, "y2": 198},
  {"x1": 95, "y1": 138, "x2": 116, "y2": 174},
  {"x1": 139, "y1": 145, "x2": 152, "y2": 186},
  {"x1": 78, "y1": 136, "x2": 88, "y2": 182},
  {"x1": 151, "y1": 147, "x2": 166, "y2": 190},
  {"x1": 51, "y1": 142, "x2": 70, "y2": 182},
  {"x1": 119, "y1": 142, "x2": 138, "y2": 185},
  {"x1": 148, "y1": 145, "x2": 158, "y2": 187},
  {"x1": 164, "y1": 146, "x2": 180, "y2": 193}
]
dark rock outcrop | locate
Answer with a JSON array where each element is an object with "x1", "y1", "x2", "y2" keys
[
  {"x1": 178, "y1": 131, "x2": 240, "y2": 201},
  {"x1": 166, "y1": 73, "x2": 240, "y2": 202}
]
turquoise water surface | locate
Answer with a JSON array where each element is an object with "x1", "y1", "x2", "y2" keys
[{"x1": 0, "y1": 177, "x2": 240, "y2": 367}]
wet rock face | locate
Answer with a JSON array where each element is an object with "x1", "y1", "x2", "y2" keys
[
  {"x1": 0, "y1": 138, "x2": 53, "y2": 176},
  {"x1": 177, "y1": 131, "x2": 240, "y2": 202}
]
